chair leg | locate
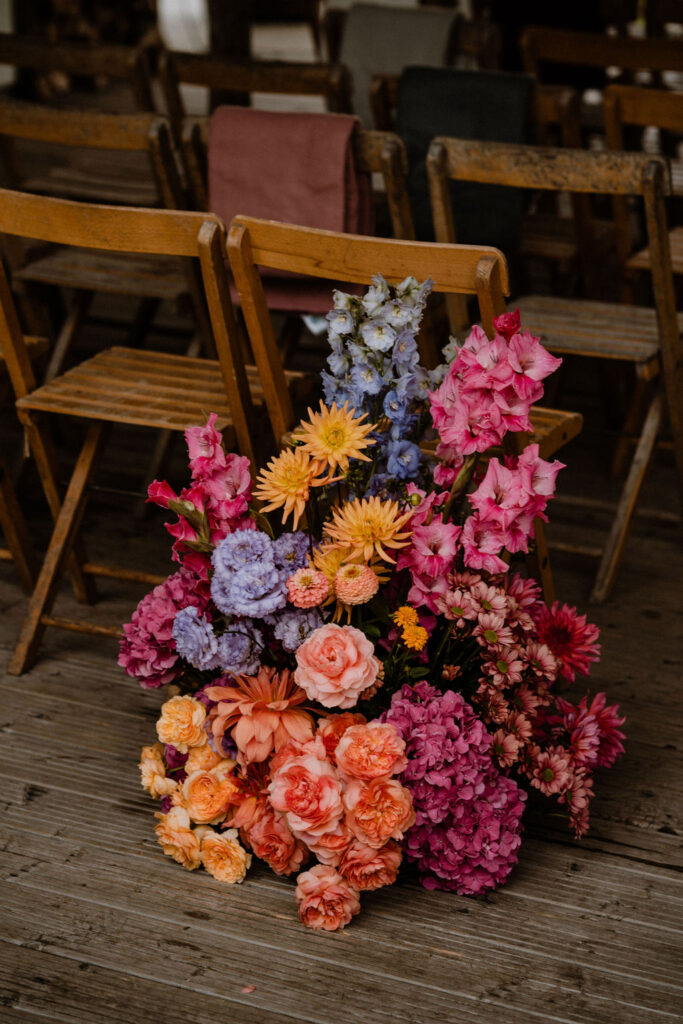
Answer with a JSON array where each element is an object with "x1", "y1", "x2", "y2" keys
[
  {"x1": 0, "y1": 456, "x2": 37, "y2": 593},
  {"x1": 590, "y1": 391, "x2": 662, "y2": 605},
  {"x1": 21, "y1": 413, "x2": 98, "y2": 605},
  {"x1": 610, "y1": 368, "x2": 651, "y2": 480},
  {"x1": 529, "y1": 518, "x2": 555, "y2": 606},
  {"x1": 8, "y1": 421, "x2": 105, "y2": 676},
  {"x1": 43, "y1": 289, "x2": 93, "y2": 383}
]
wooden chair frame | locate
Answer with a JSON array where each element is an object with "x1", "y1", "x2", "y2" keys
[
  {"x1": 0, "y1": 188, "x2": 262, "y2": 675},
  {"x1": 0, "y1": 31, "x2": 155, "y2": 111},
  {"x1": 0, "y1": 101, "x2": 214, "y2": 374},
  {"x1": 158, "y1": 50, "x2": 353, "y2": 145},
  {"x1": 0, "y1": 452, "x2": 37, "y2": 593},
  {"x1": 521, "y1": 27, "x2": 683, "y2": 84},
  {"x1": 181, "y1": 115, "x2": 416, "y2": 242},
  {"x1": 428, "y1": 137, "x2": 682, "y2": 602},
  {"x1": 227, "y1": 214, "x2": 564, "y2": 602}
]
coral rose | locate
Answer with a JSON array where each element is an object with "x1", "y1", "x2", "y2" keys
[
  {"x1": 268, "y1": 743, "x2": 344, "y2": 839},
  {"x1": 339, "y1": 840, "x2": 402, "y2": 891},
  {"x1": 244, "y1": 807, "x2": 308, "y2": 876},
  {"x1": 139, "y1": 742, "x2": 177, "y2": 798},
  {"x1": 154, "y1": 806, "x2": 201, "y2": 870},
  {"x1": 176, "y1": 761, "x2": 239, "y2": 824},
  {"x1": 294, "y1": 623, "x2": 380, "y2": 709},
  {"x1": 335, "y1": 722, "x2": 407, "y2": 780},
  {"x1": 303, "y1": 821, "x2": 353, "y2": 867},
  {"x1": 198, "y1": 827, "x2": 251, "y2": 883},
  {"x1": 184, "y1": 744, "x2": 224, "y2": 774},
  {"x1": 156, "y1": 695, "x2": 207, "y2": 753},
  {"x1": 295, "y1": 864, "x2": 361, "y2": 931},
  {"x1": 344, "y1": 777, "x2": 415, "y2": 849},
  {"x1": 317, "y1": 712, "x2": 367, "y2": 760}
]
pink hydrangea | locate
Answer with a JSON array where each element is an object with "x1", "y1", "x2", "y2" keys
[
  {"x1": 382, "y1": 682, "x2": 526, "y2": 895},
  {"x1": 118, "y1": 568, "x2": 210, "y2": 689}
]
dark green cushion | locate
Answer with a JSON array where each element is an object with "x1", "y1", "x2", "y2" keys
[{"x1": 396, "y1": 67, "x2": 534, "y2": 249}]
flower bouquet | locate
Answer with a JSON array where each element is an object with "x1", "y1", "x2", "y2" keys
[{"x1": 120, "y1": 277, "x2": 624, "y2": 931}]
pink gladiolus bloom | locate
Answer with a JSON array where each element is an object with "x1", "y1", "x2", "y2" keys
[
  {"x1": 460, "y1": 515, "x2": 508, "y2": 574},
  {"x1": 508, "y1": 330, "x2": 562, "y2": 383},
  {"x1": 493, "y1": 308, "x2": 521, "y2": 340},
  {"x1": 469, "y1": 459, "x2": 525, "y2": 529},
  {"x1": 185, "y1": 413, "x2": 227, "y2": 477},
  {"x1": 146, "y1": 478, "x2": 178, "y2": 509},
  {"x1": 405, "y1": 568, "x2": 449, "y2": 613},
  {"x1": 406, "y1": 515, "x2": 461, "y2": 577}
]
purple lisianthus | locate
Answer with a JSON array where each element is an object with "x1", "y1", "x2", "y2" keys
[
  {"x1": 215, "y1": 621, "x2": 264, "y2": 675},
  {"x1": 212, "y1": 529, "x2": 274, "y2": 577},
  {"x1": 213, "y1": 563, "x2": 286, "y2": 618},
  {"x1": 272, "y1": 607, "x2": 323, "y2": 652},
  {"x1": 172, "y1": 606, "x2": 220, "y2": 670},
  {"x1": 272, "y1": 532, "x2": 310, "y2": 577}
]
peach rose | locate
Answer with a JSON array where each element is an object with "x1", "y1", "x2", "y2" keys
[
  {"x1": 303, "y1": 820, "x2": 353, "y2": 867},
  {"x1": 294, "y1": 624, "x2": 380, "y2": 709},
  {"x1": 154, "y1": 806, "x2": 201, "y2": 870},
  {"x1": 269, "y1": 744, "x2": 343, "y2": 839},
  {"x1": 139, "y1": 742, "x2": 177, "y2": 798},
  {"x1": 199, "y1": 827, "x2": 251, "y2": 883},
  {"x1": 244, "y1": 807, "x2": 309, "y2": 876},
  {"x1": 156, "y1": 695, "x2": 207, "y2": 753},
  {"x1": 339, "y1": 839, "x2": 402, "y2": 891},
  {"x1": 335, "y1": 722, "x2": 407, "y2": 780},
  {"x1": 295, "y1": 864, "x2": 360, "y2": 931},
  {"x1": 176, "y1": 761, "x2": 239, "y2": 824},
  {"x1": 185, "y1": 744, "x2": 225, "y2": 774},
  {"x1": 317, "y1": 713, "x2": 367, "y2": 760},
  {"x1": 344, "y1": 777, "x2": 415, "y2": 849}
]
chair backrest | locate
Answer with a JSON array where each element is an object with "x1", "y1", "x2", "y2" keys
[
  {"x1": 426, "y1": 139, "x2": 680, "y2": 428},
  {"x1": 521, "y1": 26, "x2": 683, "y2": 82},
  {"x1": 0, "y1": 189, "x2": 258, "y2": 465},
  {"x1": 158, "y1": 50, "x2": 353, "y2": 139},
  {"x1": 181, "y1": 115, "x2": 415, "y2": 240},
  {"x1": 0, "y1": 100, "x2": 184, "y2": 209},
  {"x1": 227, "y1": 214, "x2": 509, "y2": 444},
  {"x1": 0, "y1": 32, "x2": 155, "y2": 111}
]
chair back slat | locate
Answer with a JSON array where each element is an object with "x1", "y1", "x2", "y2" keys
[
  {"x1": 521, "y1": 26, "x2": 683, "y2": 77},
  {"x1": 0, "y1": 101, "x2": 170, "y2": 152},
  {"x1": 604, "y1": 84, "x2": 683, "y2": 140},
  {"x1": 428, "y1": 137, "x2": 671, "y2": 196}
]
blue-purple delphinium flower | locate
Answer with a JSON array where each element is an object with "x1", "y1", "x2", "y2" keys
[
  {"x1": 273, "y1": 607, "x2": 324, "y2": 653},
  {"x1": 360, "y1": 319, "x2": 396, "y2": 353},
  {"x1": 387, "y1": 440, "x2": 422, "y2": 480},
  {"x1": 172, "y1": 606, "x2": 220, "y2": 670}
]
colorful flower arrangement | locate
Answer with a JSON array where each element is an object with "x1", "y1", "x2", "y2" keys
[{"x1": 121, "y1": 278, "x2": 625, "y2": 931}]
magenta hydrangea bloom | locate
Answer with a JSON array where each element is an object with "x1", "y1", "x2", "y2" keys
[
  {"x1": 118, "y1": 568, "x2": 210, "y2": 689},
  {"x1": 382, "y1": 681, "x2": 526, "y2": 895}
]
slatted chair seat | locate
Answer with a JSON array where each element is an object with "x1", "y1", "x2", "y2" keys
[
  {"x1": 20, "y1": 160, "x2": 159, "y2": 207},
  {"x1": 627, "y1": 223, "x2": 683, "y2": 276},
  {"x1": 514, "y1": 295, "x2": 669, "y2": 378},
  {"x1": 13, "y1": 249, "x2": 192, "y2": 302}
]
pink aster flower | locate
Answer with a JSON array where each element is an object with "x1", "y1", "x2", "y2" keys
[
  {"x1": 558, "y1": 768, "x2": 594, "y2": 837},
  {"x1": 556, "y1": 693, "x2": 625, "y2": 769},
  {"x1": 287, "y1": 568, "x2": 330, "y2": 609},
  {"x1": 530, "y1": 745, "x2": 572, "y2": 796},
  {"x1": 533, "y1": 602, "x2": 601, "y2": 683}
]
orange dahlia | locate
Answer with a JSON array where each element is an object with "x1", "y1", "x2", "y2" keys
[
  {"x1": 254, "y1": 447, "x2": 328, "y2": 529},
  {"x1": 324, "y1": 496, "x2": 413, "y2": 563},
  {"x1": 294, "y1": 401, "x2": 376, "y2": 474}
]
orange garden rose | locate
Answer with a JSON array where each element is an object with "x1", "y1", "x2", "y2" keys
[
  {"x1": 335, "y1": 722, "x2": 407, "y2": 781},
  {"x1": 156, "y1": 695, "x2": 207, "y2": 753},
  {"x1": 154, "y1": 806, "x2": 201, "y2": 870},
  {"x1": 268, "y1": 739, "x2": 344, "y2": 841},
  {"x1": 243, "y1": 806, "x2": 309, "y2": 877},
  {"x1": 295, "y1": 864, "x2": 361, "y2": 931},
  {"x1": 198, "y1": 827, "x2": 251, "y2": 883},
  {"x1": 139, "y1": 742, "x2": 177, "y2": 799},
  {"x1": 339, "y1": 839, "x2": 402, "y2": 891},
  {"x1": 343, "y1": 777, "x2": 415, "y2": 849},
  {"x1": 184, "y1": 744, "x2": 224, "y2": 774},
  {"x1": 175, "y1": 760, "x2": 239, "y2": 824},
  {"x1": 294, "y1": 623, "x2": 380, "y2": 709},
  {"x1": 305, "y1": 820, "x2": 353, "y2": 867},
  {"x1": 317, "y1": 712, "x2": 367, "y2": 760}
]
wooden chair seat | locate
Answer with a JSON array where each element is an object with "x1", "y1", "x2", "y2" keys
[
  {"x1": 14, "y1": 345, "x2": 311, "y2": 433},
  {"x1": 627, "y1": 224, "x2": 683, "y2": 276},
  {"x1": 13, "y1": 249, "x2": 190, "y2": 302},
  {"x1": 513, "y1": 295, "x2": 670, "y2": 376}
]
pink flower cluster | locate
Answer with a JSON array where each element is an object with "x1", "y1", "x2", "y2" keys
[
  {"x1": 382, "y1": 681, "x2": 526, "y2": 895},
  {"x1": 429, "y1": 311, "x2": 562, "y2": 459},
  {"x1": 147, "y1": 413, "x2": 253, "y2": 578},
  {"x1": 118, "y1": 568, "x2": 210, "y2": 689}
]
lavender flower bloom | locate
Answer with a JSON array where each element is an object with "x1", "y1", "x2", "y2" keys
[
  {"x1": 387, "y1": 439, "x2": 422, "y2": 480},
  {"x1": 362, "y1": 275, "x2": 390, "y2": 315},
  {"x1": 216, "y1": 622, "x2": 264, "y2": 675},
  {"x1": 213, "y1": 530, "x2": 274, "y2": 578},
  {"x1": 328, "y1": 350, "x2": 350, "y2": 376},
  {"x1": 332, "y1": 288, "x2": 354, "y2": 310},
  {"x1": 365, "y1": 472, "x2": 394, "y2": 498},
  {"x1": 273, "y1": 532, "x2": 310, "y2": 576},
  {"x1": 392, "y1": 330, "x2": 420, "y2": 371},
  {"x1": 382, "y1": 300, "x2": 416, "y2": 329},
  {"x1": 360, "y1": 319, "x2": 396, "y2": 353},
  {"x1": 273, "y1": 607, "x2": 323, "y2": 652},
  {"x1": 218, "y1": 563, "x2": 287, "y2": 618},
  {"x1": 172, "y1": 606, "x2": 220, "y2": 670},
  {"x1": 326, "y1": 308, "x2": 354, "y2": 334},
  {"x1": 350, "y1": 362, "x2": 385, "y2": 395}
]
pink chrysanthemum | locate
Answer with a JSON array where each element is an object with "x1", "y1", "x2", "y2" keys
[
  {"x1": 530, "y1": 745, "x2": 572, "y2": 796},
  {"x1": 286, "y1": 568, "x2": 330, "y2": 608},
  {"x1": 533, "y1": 602, "x2": 600, "y2": 683},
  {"x1": 334, "y1": 564, "x2": 379, "y2": 606}
]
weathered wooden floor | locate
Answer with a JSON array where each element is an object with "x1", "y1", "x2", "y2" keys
[{"x1": 0, "y1": 386, "x2": 682, "y2": 1024}]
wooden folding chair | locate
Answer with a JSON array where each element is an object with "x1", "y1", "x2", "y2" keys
[
  {"x1": 227, "y1": 214, "x2": 577, "y2": 603},
  {"x1": 0, "y1": 188, "x2": 292, "y2": 675},
  {"x1": 604, "y1": 85, "x2": 683, "y2": 289},
  {"x1": 158, "y1": 50, "x2": 353, "y2": 144},
  {"x1": 0, "y1": 101, "x2": 214, "y2": 372},
  {"x1": 428, "y1": 138, "x2": 682, "y2": 602},
  {"x1": 0, "y1": 452, "x2": 37, "y2": 593}
]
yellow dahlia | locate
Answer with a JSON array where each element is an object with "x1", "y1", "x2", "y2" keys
[
  {"x1": 254, "y1": 447, "x2": 327, "y2": 529},
  {"x1": 295, "y1": 400, "x2": 376, "y2": 474},
  {"x1": 324, "y1": 496, "x2": 413, "y2": 563},
  {"x1": 392, "y1": 606, "x2": 418, "y2": 629}
]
